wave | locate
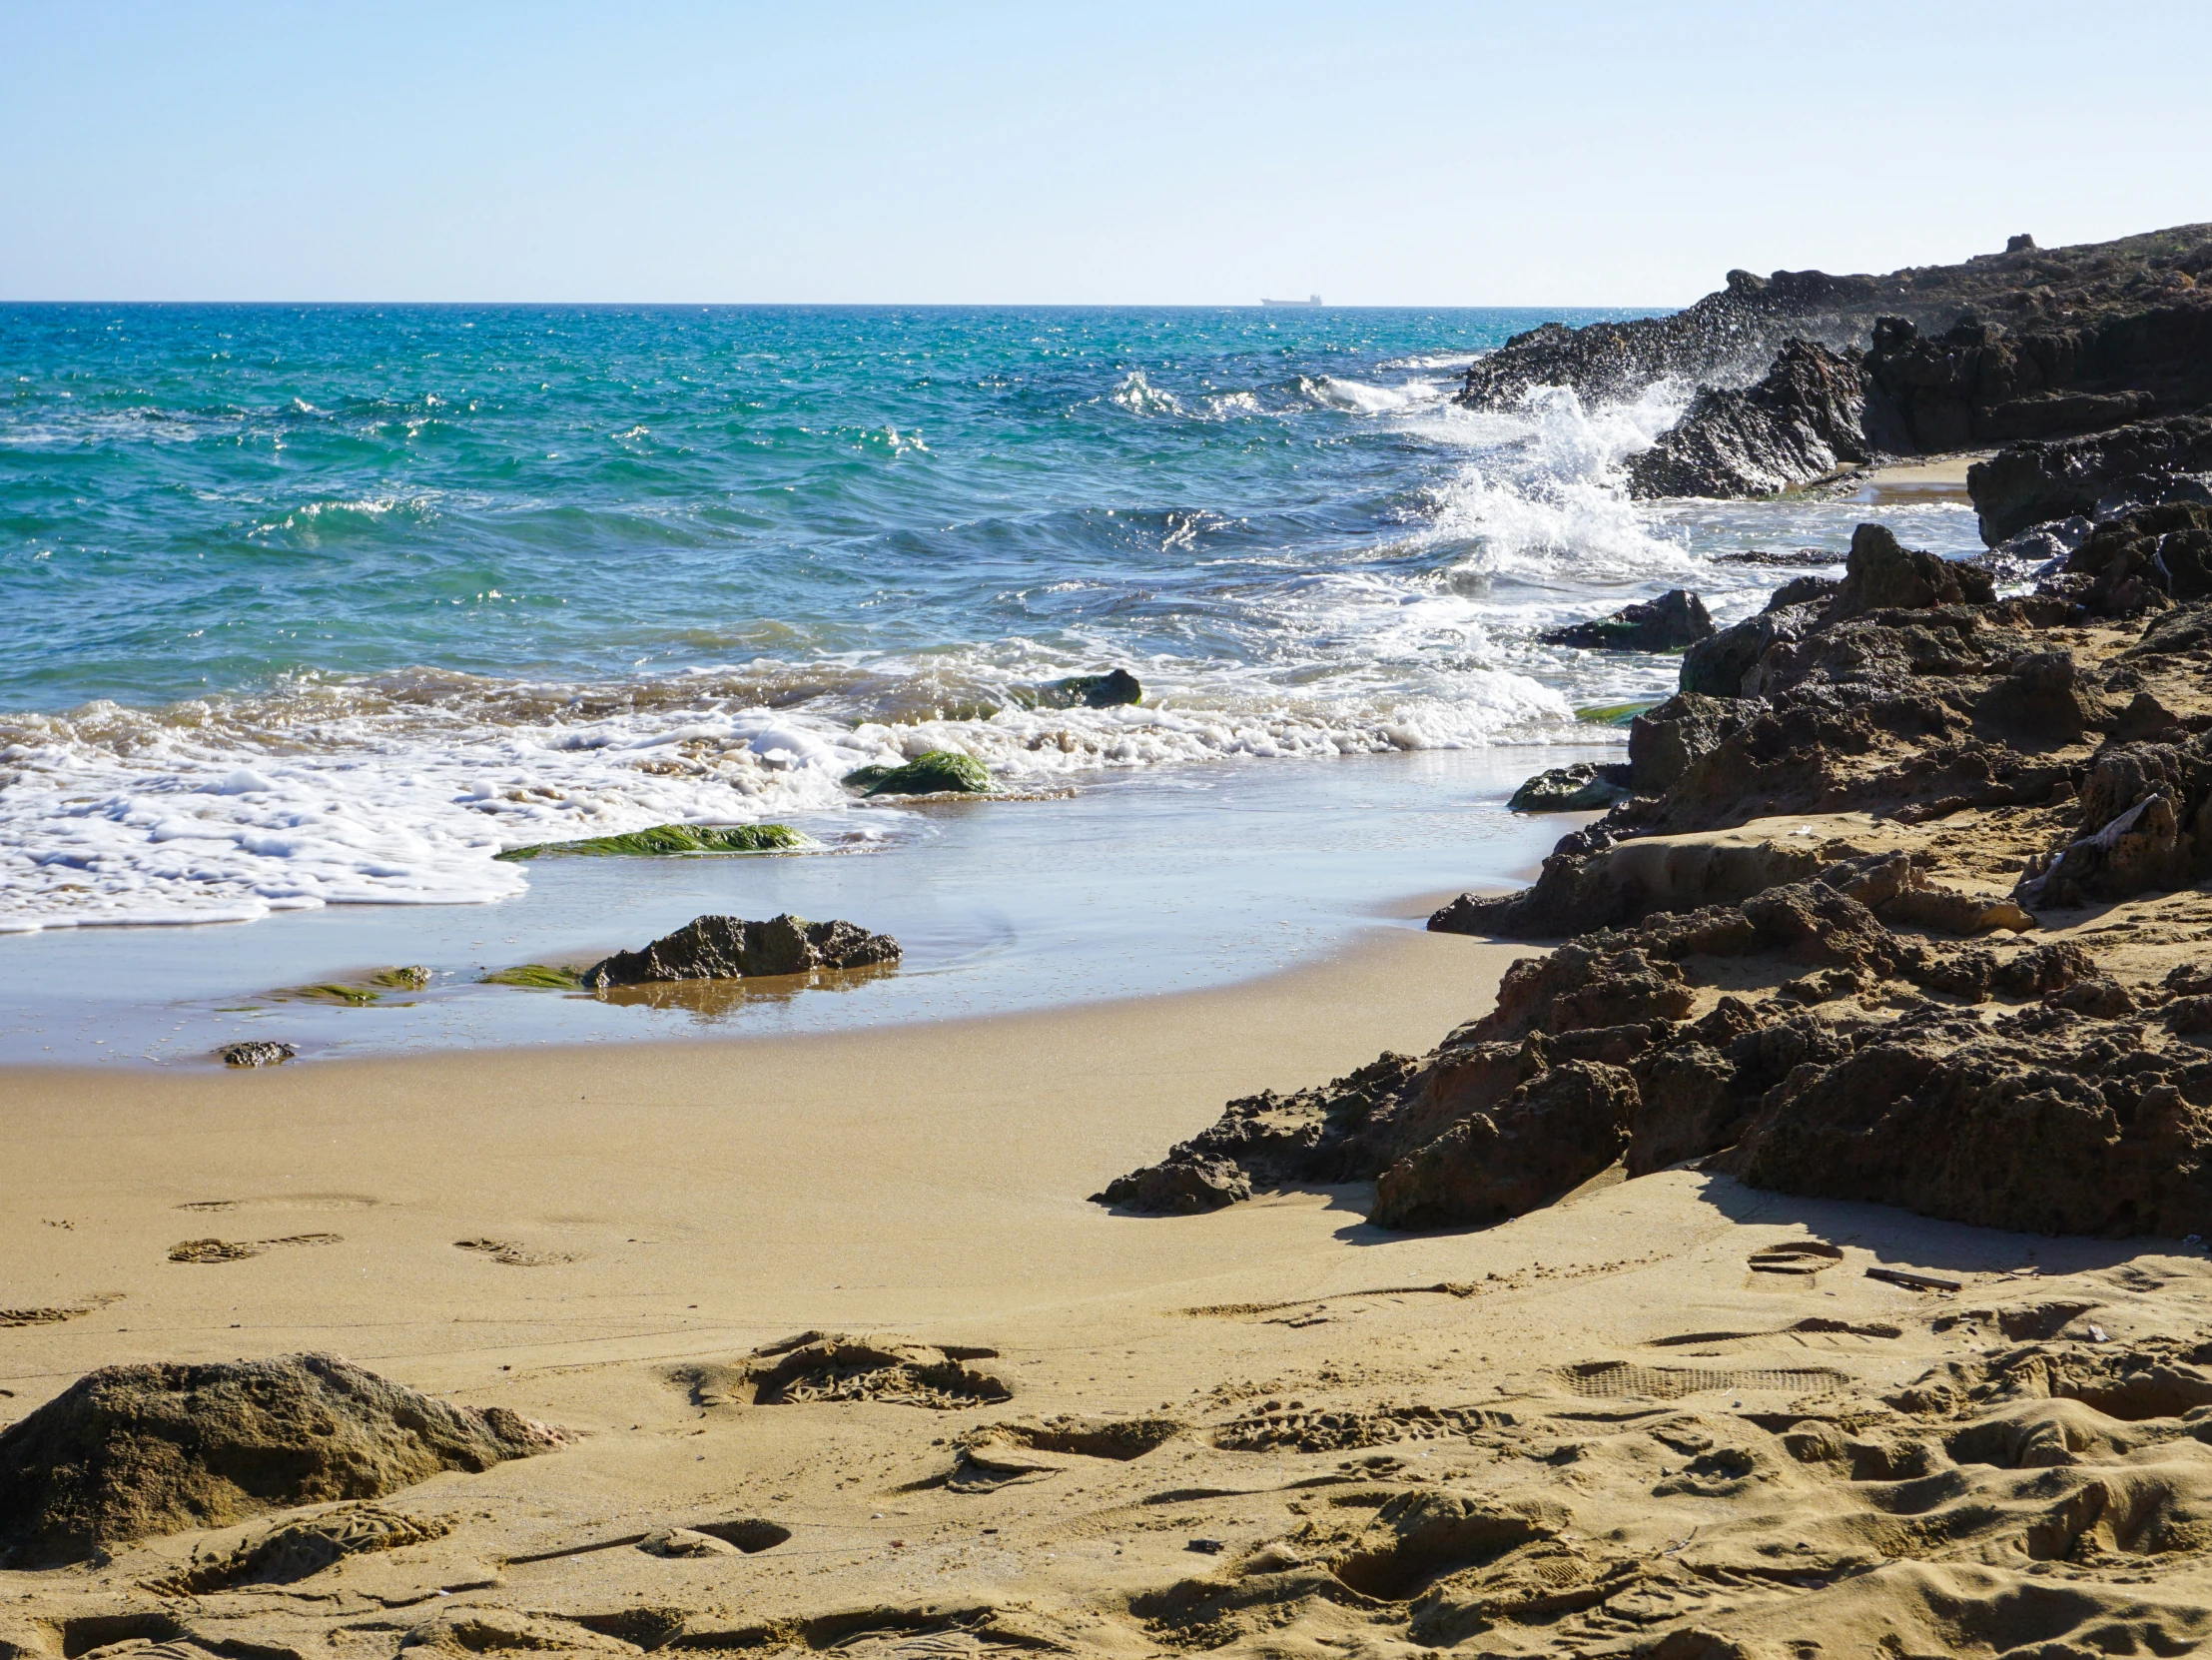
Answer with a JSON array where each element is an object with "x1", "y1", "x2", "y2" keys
[{"x1": 0, "y1": 657, "x2": 1576, "y2": 932}]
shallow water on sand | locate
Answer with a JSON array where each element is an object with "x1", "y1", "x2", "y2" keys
[{"x1": 0, "y1": 746, "x2": 1578, "y2": 1067}]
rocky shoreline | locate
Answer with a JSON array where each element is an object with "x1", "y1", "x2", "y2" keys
[{"x1": 1101, "y1": 227, "x2": 2212, "y2": 1245}]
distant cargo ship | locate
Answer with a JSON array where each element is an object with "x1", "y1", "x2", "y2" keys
[{"x1": 1261, "y1": 295, "x2": 1321, "y2": 307}]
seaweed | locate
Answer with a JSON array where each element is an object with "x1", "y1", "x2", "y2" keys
[
  {"x1": 496, "y1": 823, "x2": 805, "y2": 861},
  {"x1": 479, "y1": 964, "x2": 586, "y2": 990}
]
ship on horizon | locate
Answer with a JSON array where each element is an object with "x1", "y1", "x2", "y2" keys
[{"x1": 1260, "y1": 294, "x2": 1321, "y2": 307}]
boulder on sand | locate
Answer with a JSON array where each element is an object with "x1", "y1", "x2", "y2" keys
[
  {"x1": 1539, "y1": 590, "x2": 1715, "y2": 652},
  {"x1": 580, "y1": 913, "x2": 901, "y2": 988},
  {"x1": 0, "y1": 1353, "x2": 559, "y2": 1567},
  {"x1": 1506, "y1": 762, "x2": 1633, "y2": 813}
]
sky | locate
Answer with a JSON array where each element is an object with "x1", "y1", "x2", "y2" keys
[{"x1": 4, "y1": 0, "x2": 2209, "y2": 307}]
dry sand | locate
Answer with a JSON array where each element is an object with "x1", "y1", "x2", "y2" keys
[{"x1": 6, "y1": 915, "x2": 2212, "y2": 1658}]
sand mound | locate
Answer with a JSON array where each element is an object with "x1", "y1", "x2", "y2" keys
[
  {"x1": 0, "y1": 1353, "x2": 561, "y2": 1566},
  {"x1": 677, "y1": 1332, "x2": 1015, "y2": 1411}
]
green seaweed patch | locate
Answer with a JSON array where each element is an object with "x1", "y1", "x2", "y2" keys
[
  {"x1": 496, "y1": 823, "x2": 806, "y2": 861},
  {"x1": 480, "y1": 963, "x2": 587, "y2": 990},
  {"x1": 282, "y1": 982, "x2": 382, "y2": 1006},
  {"x1": 369, "y1": 965, "x2": 432, "y2": 989},
  {"x1": 849, "y1": 750, "x2": 994, "y2": 797},
  {"x1": 1574, "y1": 700, "x2": 1661, "y2": 727}
]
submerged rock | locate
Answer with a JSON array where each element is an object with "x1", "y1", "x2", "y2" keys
[
  {"x1": 844, "y1": 750, "x2": 993, "y2": 796},
  {"x1": 1539, "y1": 589, "x2": 1715, "y2": 651},
  {"x1": 0, "y1": 1353, "x2": 559, "y2": 1567},
  {"x1": 1018, "y1": 668, "x2": 1141, "y2": 709},
  {"x1": 580, "y1": 913, "x2": 901, "y2": 987},
  {"x1": 220, "y1": 1040, "x2": 296, "y2": 1068}
]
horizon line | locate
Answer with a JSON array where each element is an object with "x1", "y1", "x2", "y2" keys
[{"x1": 0, "y1": 298, "x2": 1672, "y2": 312}]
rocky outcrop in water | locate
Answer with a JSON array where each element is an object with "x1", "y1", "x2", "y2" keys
[
  {"x1": 581, "y1": 913, "x2": 901, "y2": 987},
  {"x1": 1537, "y1": 588, "x2": 1714, "y2": 651},
  {"x1": 1101, "y1": 488, "x2": 2212, "y2": 1243},
  {"x1": 1626, "y1": 341, "x2": 1878, "y2": 498},
  {"x1": 0, "y1": 1353, "x2": 560, "y2": 1567},
  {"x1": 1968, "y1": 415, "x2": 2212, "y2": 543}
]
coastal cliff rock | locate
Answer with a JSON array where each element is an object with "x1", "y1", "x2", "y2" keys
[
  {"x1": 1461, "y1": 225, "x2": 2212, "y2": 415},
  {"x1": 581, "y1": 913, "x2": 901, "y2": 987},
  {"x1": 1538, "y1": 588, "x2": 1714, "y2": 650},
  {"x1": 0, "y1": 1353, "x2": 560, "y2": 1567},
  {"x1": 1968, "y1": 415, "x2": 2212, "y2": 543},
  {"x1": 1625, "y1": 340, "x2": 1877, "y2": 498}
]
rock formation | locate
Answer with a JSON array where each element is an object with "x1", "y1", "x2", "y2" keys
[
  {"x1": 1463, "y1": 224, "x2": 2212, "y2": 416},
  {"x1": 1464, "y1": 226, "x2": 2212, "y2": 503},
  {"x1": 1968, "y1": 415, "x2": 2212, "y2": 543},
  {"x1": 1100, "y1": 501, "x2": 2212, "y2": 1243},
  {"x1": 0, "y1": 1353, "x2": 559, "y2": 1567},
  {"x1": 580, "y1": 913, "x2": 901, "y2": 987}
]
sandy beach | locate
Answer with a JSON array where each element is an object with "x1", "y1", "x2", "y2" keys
[
  {"x1": 11, "y1": 880, "x2": 2212, "y2": 1659},
  {"x1": 0, "y1": 922, "x2": 1527, "y2": 1391}
]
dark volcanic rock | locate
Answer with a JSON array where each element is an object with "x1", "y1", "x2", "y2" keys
[
  {"x1": 2038, "y1": 501, "x2": 2212, "y2": 616},
  {"x1": 1832, "y1": 522, "x2": 1998, "y2": 615},
  {"x1": 581, "y1": 913, "x2": 901, "y2": 987},
  {"x1": 0, "y1": 1353, "x2": 559, "y2": 1567},
  {"x1": 1858, "y1": 315, "x2": 2164, "y2": 452},
  {"x1": 1681, "y1": 523, "x2": 1993, "y2": 698},
  {"x1": 1627, "y1": 693, "x2": 1744, "y2": 793},
  {"x1": 1540, "y1": 589, "x2": 1715, "y2": 651},
  {"x1": 1506, "y1": 761, "x2": 1632, "y2": 813},
  {"x1": 1626, "y1": 341, "x2": 1875, "y2": 498},
  {"x1": 1023, "y1": 668, "x2": 1141, "y2": 709},
  {"x1": 1969, "y1": 415, "x2": 2212, "y2": 543},
  {"x1": 1462, "y1": 225, "x2": 2212, "y2": 415}
]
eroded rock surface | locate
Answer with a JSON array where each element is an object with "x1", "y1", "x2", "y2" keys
[
  {"x1": 0, "y1": 1353, "x2": 559, "y2": 1567},
  {"x1": 581, "y1": 913, "x2": 901, "y2": 987}
]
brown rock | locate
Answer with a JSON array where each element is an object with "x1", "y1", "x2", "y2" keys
[
  {"x1": 1369, "y1": 1062, "x2": 1640, "y2": 1232},
  {"x1": 0, "y1": 1353, "x2": 560, "y2": 1567}
]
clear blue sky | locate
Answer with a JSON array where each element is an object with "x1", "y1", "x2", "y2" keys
[{"x1": 4, "y1": 0, "x2": 2207, "y2": 305}]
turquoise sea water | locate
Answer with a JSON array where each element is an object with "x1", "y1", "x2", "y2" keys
[{"x1": 0, "y1": 304, "x2": 1986, "y2": 938}]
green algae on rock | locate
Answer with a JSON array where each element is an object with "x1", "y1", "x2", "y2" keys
[
  {"x1": 480, "y1": 964, "x2": 587, "y2": 990},
  {"x1": 495, "y1": 823, "x2": 805, "y2": 861},
  {"x1": 369, "y1": 965, "x2": 432, "y2": 989},
  {"x1": 846, "y1": 750, "x2": 993, "y2": 796},
  {"x1": 281, "y1": 982, "x2": 383, "y2": 1006}
]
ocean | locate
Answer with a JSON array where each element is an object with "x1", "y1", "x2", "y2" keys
[
  {"x1": 0, "y1": 303, "x2": 1986, "y2": 936},
  {"x1": 0, "y1": 303, "x2": 1990, "y2": 1061}
]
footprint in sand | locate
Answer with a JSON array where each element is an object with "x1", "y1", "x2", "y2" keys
[
  {"x1": 177, "y1": 1194, "x2": 379, "y2": 1214},
  {"x1": 454, "y1": 1238, "x2": 580, "y2": 1267},
  {"x1": 168, "y1": 1233, "x2": 344, "y2": 1263},
  {"x1": 0, "y1": 1293, "x2": 124, "y2": 1327},
  {"x1": 1746, "y1": 1240, "x2": 1843, "y2": 1277}
]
